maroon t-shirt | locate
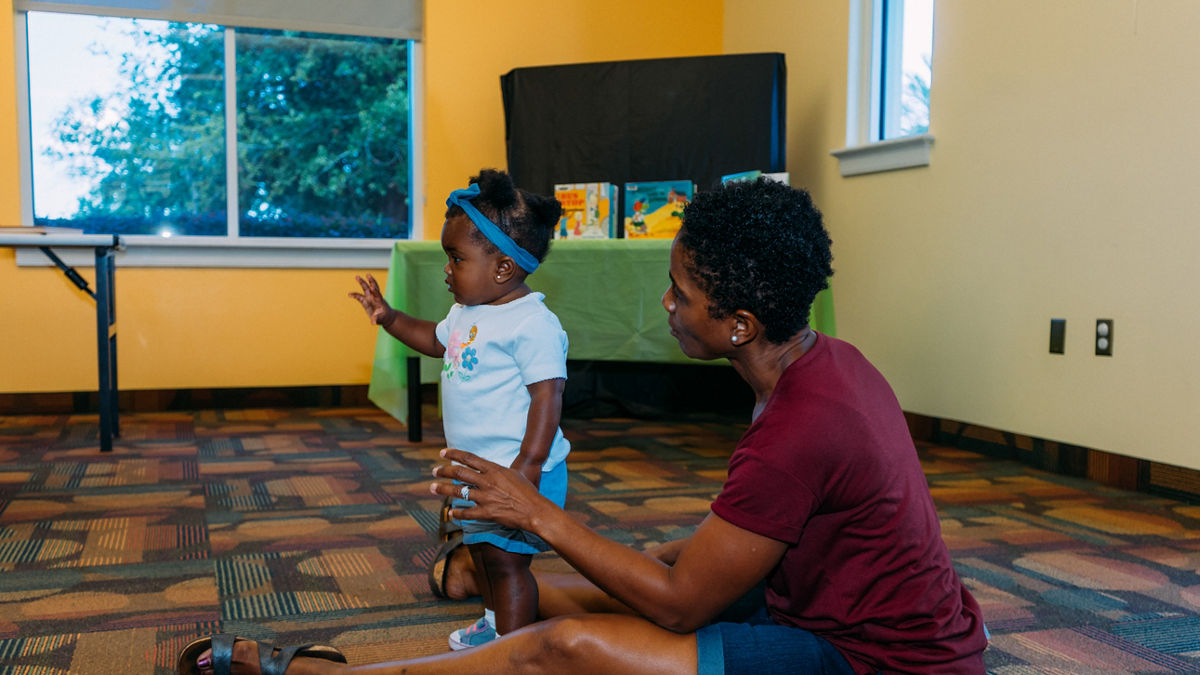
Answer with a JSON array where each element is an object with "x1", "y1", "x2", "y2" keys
[{"x1": 711, "y1": 334, "x2": 987, "y2": 674}]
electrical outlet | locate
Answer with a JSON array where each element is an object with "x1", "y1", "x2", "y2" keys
[
  {"x1": 1049, "y1": 319, "x2": 1066, "y2": 354},
  {"x1": 1095, "y1": 319, "x2": 1113, "y2": 356}
]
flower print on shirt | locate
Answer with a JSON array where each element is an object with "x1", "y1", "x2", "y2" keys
[
  {"x1": 444, "y1": 324, "x2": 479, "y2": 381},
  {"x1": 446, "y1": 330, "x2": 463, "y2": 363}
]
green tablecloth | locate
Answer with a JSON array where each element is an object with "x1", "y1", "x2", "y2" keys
[{"x1": 368, "y1": 238, "x2": 836, "y2": 424}]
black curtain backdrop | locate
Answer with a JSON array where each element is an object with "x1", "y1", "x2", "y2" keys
[
  {"x1": 500, "y1": 53, "x2": 784, "y2": 415},
  {"x1": 501, "y1": 52, "x2": 786, "y2": 219}
]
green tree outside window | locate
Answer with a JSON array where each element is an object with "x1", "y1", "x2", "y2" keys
[{"x1": 31, "y1": 14, "x2": 411, "y2": 239}]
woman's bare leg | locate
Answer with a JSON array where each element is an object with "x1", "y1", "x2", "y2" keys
[
  {"x1": 441, "y1": 542, "x2": 477, "y2": 600},
  {"x1": 534, "y1": 572, "x2": 637, "y2": 617},
  {"x1": 197, "y1": 614, "x2": 697, "y2": 675},
  {"x1": 442, "y1": 544, "x2": 634, "y2": 618}
]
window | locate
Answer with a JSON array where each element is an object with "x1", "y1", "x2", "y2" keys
[
  {"x1": 13, "y1": 1, "x2": 423, "y2": 267},
  {"x1": 879, "y1": 0, "x2": 933, "y2": 140},
  {"x1": 833, "y1": 0, "x2": 935, "y2": 176}
]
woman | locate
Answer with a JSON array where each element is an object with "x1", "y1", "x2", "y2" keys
[{"x1": 180, "y1": 178, "x2": 987, "y2": 674}]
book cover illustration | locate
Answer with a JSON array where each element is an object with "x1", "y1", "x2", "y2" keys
[
  {"x1": 554, "y1": 183, "x2": 616, "y2": 239},
  {"x1": 623, "y1": 180, "x2": 694, "y2": 239}
]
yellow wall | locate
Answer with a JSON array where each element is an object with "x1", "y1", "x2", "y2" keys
[
  {"x1": 0, "y1": 1, "x2": 722, "y2": 393},
  {"x1": 725, "y1": 1, "x2": 1200, "y2": 469},
  {"x1": 1, "y1": 1, "x2": 16, "y2": 223}
]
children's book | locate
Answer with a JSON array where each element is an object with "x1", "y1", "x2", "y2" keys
[
  {"x1": 623, "y1": 180, "x2": 694, "y2": 239},
  {"x1": 553, "y1": 183, "x2": 617, "y2": 239},
  {"x1": 721, "y1": 170, "x2": 790, "y2": 185},
  {"x1": 720, "y1": 170, "x2": 762, "y2": 185}
]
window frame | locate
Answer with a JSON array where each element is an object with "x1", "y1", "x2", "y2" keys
[
  {"x1": 12, "y1": 9, "x2": 423, "y2": 269},
  {"x1": 832, "y1": 0, "x2": 934, "y2": 177}
]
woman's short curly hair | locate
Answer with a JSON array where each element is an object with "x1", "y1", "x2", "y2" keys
[
  {"x1": 677, "y1": 178, "x2": 833, "y2": 344},
  {"x1": 444, "y1": 168, "x2": 562, "y2": 265}
]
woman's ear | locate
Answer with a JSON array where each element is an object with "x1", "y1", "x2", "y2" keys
[{"x1": 730, "y1": 310, "x2": 760, "y2": 346}]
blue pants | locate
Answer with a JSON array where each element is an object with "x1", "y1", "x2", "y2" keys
[{"x1": 695, "y1": 586, "x2": 856, "y2": 675}]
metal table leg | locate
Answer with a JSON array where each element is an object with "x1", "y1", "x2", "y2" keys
[
  {"x1": 1, "y1": 233, "x2": 123, "y2": 453},
  {"x1": 94, "y1": 245, "x2": 119, "y2": 452},
  {"x1": 407, "y1": 356, "x2": 422, "y2": 442}
]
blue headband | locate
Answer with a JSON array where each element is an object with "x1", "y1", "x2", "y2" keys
[{"x1": 445, "y1": 184, "x2": 540, "y2": 273}]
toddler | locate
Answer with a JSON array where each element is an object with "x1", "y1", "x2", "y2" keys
[{"x1": 350, "y1": 169, "x2": 569, "y2": 650}]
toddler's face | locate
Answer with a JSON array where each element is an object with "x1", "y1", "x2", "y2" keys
[{"x1": 441, "y1": 214, "x2": 502, "y2": 306}]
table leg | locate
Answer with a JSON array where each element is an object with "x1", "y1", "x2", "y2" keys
[
  {"x1": 407, "y1": 356, "x2": 422, "y2": 442},
  {"x1": 95, "y1": 246, "x2": 118, "y2": 452}
]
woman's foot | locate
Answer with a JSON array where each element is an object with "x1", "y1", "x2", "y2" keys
[
  {"x1": 181, "y1": 637, "x2": 347, "y2": 675},
  {"x1": 441, "y1": 540, "x2": 479, "y2": 599}
]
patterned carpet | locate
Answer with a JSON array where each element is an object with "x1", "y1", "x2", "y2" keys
[{"x1": 1, "y1": 406, "x2": 1198, "y2": 674}]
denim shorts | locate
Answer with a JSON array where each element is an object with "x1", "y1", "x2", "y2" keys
[
  {"x1": 452, "y1": 460, "x2": 567, "y2": 555},
  {"x1": 695, "y1": 587, "x2": 855, "y2": 675}
]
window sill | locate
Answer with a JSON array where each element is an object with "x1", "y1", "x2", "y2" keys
[
  {"x1": 13, "y1": 235, "x2": 399, "y2": 269},
  {"x1": 831, "y1": 133, "x2": 934, "y2": 177}
]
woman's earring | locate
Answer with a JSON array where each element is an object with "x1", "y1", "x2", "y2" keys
[{"x1": 731, "y1": 335, "x2": 738, "y2": 344}]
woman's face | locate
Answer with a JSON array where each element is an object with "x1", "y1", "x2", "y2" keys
[
  {"x1": 662, "y1": 237, "x2": 729, "y2": 360},
  {"x1": 441, "y1": 214, "x2": 501, "y2": 306}
]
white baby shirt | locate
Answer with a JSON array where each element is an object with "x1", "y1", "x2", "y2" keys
[{"x1": 435, "y1": 292, "x2": 571, "y2": 471}]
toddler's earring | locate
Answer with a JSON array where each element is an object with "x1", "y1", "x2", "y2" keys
[
  {"x1": 731, "y1": 335, "x2": 738, "y2": 344},
  {"x1": 496, "y1": 275, "x2": 502, "y2": 281}
]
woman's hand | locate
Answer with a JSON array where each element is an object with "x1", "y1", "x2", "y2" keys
[
  {"x1": 431, "y1": 447, "x2": 556, "y2": 532},
  {"x1": 349, "y1": 274, "x2": 393, "y2": 325}
]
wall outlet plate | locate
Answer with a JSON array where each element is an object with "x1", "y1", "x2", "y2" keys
[
  {"x1": 1049, "y1": 319, "x2": 1066, "y2": 354},
  {"x1": 1096, "y1": 319, "x2": 1114, "y2": 356}
]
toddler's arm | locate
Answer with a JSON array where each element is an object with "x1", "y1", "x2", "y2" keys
[
  {"x1": 349, "y1": 274, "x2": 444, "y2": 358},
  {"x1": 509, "y1": 377, "x2": 566, "y2": 487}
]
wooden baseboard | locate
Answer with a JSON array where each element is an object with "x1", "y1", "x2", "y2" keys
[
  {"x1": 0, "y1": 385, "x2": 372, "y2": 414},
  {"x1": 911, "y1": 412, "x2": 1200, "y2": 502}
]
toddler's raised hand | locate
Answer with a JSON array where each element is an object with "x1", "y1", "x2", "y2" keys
[{"x1": 349, "y1": 274, "x2": 393, "y2": 325}]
